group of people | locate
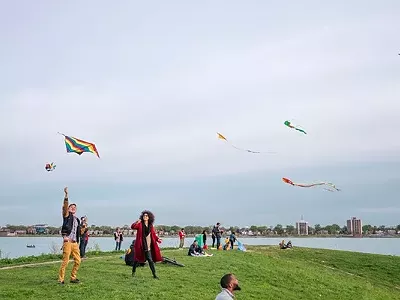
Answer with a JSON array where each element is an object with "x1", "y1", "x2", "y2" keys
[
  {"x1": 57, "y1": 187, "x2": 242, "y2": 298},
  {"x1": 58, "y1": 187, "x2": 163, "y2": 283},
  {"x1": 178, "y1": 222, "x2": 238, "y2": 251},
  {"x1": 279, "y1": 240, "x2": 293, "y2": 249}
]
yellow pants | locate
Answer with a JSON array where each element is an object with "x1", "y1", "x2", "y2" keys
[{"x1": 58, "y1": 241, "x2": 81, "y2": 282}]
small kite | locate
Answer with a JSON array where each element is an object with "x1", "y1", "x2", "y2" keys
[
  {"x1": 217, "y1": 132, "x2": 276, "y2": 154},
  {"x1": 284, "y1": 120, "x2": 307, "y2": 134},
  {"x1": 58, "y1": 132, "x2": 100, "y2": 158},
  {"x1": 45, "y1": 162, "x2": 56, "y2": 172},
  {"x1": 282, "y1": 177, "x2": 340, "y2": 192}
]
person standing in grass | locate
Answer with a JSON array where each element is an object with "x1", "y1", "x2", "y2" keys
[
  {"x1": 202, "y1": 230, "x2": 208, "y2": 249},
  {"x1": 178, "y1": 228, "x2": 186, "y2": 249},
  {"x1": 58, "y1": 187, "x2": 81, "y2": 284},
  {"x1": 130, "y1": 210, "x2": 163, "y2": 279},
  {"x1": 229, "y1": 232, "x2": 236, "y2": 250},
  {"x1": 79, "y1": 216, "x2": 89, "y2": 258},
  {"x1": 212, "y1": 230, "x2": 216, "y2": 248},
  {"x1": 215, "y1": 273, "x2": 241, "y2": 300},
  {"x1": 114, "y1": 227, "x2": 124, "y2": 251},
  {"x1": 212, "y1": 222, "x2": 222, "y2": 249}
]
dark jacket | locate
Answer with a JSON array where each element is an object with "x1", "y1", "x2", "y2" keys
[
  {"x1": 212, "y1": 225, "x2": 221, "y2": 238},
  {"x1": 188, "y1": 243, "x2": 203, "y2": 256},
  {"x1": 114, "y1": 231, "x2": 124, "y2": 242},
  {"x1": 61, "y1": 197, "x2": 81, "y2": 243}
]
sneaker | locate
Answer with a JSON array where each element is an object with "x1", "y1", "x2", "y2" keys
[
  {"x1": 153, "y1": 275, "x2": 159, "y2": 279},
  {"x1": 70, "y1": 279, "x2": 80, "y2": 284},
  {"x1": 59, "y1": 281, "x2": 64, "y2": 285},
  {"x1": 132, "y1": 272, "x2": 136, "y2": 277}
]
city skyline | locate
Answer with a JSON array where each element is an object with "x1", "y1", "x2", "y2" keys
[{"x1": 3, "y1": 215, "x2": 399, "y2": 230}]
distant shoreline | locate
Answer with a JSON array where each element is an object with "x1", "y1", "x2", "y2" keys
[{"x1": 1, "y1": 234, "x2": 399, "y2": 239}]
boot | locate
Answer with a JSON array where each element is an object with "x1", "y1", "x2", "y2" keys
[
  {"x1": 132, "y1": 261, "x2": 138, "y2": 277},
  {"x1": 149, "y1": 260, "x2": 158, "y2": 279}
]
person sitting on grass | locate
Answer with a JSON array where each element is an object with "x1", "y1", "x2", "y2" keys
[
  {"x1": 188, "y1": 240, "x2": 204, "y2": 256},
  {"x1": 223, "y1": 237, "x2": 230, "y2": 250},
  {"x1": 279, "y1": 240, "x2": 289, "y2": 249},
  {"x1": 125, "y1": 240, "x2": 145, "y2": 267}
]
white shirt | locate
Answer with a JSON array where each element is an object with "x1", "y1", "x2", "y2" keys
[{"x1": 215, "y1": 288, "x2": 234, "y2": 300}]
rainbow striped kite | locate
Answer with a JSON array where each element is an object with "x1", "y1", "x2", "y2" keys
[{"x1": 58, "y1": 132, "x2": 100, "y2": 158}]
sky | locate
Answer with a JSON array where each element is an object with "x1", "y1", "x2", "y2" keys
[{"x1": 0, "y1": 1, "x2": 399, "y2": 228}]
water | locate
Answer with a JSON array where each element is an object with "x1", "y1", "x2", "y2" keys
[{"x1": 0, "y1": 236, "x2": 399, "y2": 259}]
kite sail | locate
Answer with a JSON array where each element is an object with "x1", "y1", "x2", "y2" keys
[
  {"x1": 237, "y1": 240, "x2": 246, "y2": 252},
  {"x1": 58, "y1": 132, "x2": 100, "y2": 158},
  {"x1": 217, "y1": 132, "x2": 276, "y2": 154},
  {"x1": 282, "y1": 177, "x2": 340, "y2": 192},
  {"x1": 45, "y1": 162, "x2": 56, "y2": 172},
  {"x1": 284, "y1": 120, "x2": 307, "y2": 134}
]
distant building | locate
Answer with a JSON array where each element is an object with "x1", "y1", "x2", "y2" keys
[
  {"x1": 347, "y1": 217, "x2": 362, "y2": 237},
  {"x1": 296, "y1": 216, "x2": 309, "y2": 235},
  {"x1": 29, "y1": 224, "x2": 49, "y2": 234},
  {"x1": 0, "y1": 228, "x2": 10, "y2": 237}
]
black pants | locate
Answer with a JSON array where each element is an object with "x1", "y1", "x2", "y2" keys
[
  {"x1": 230, "y1": 240, "x2": 234, "y2": 249},
  {"x1": 132, "y1": 250, "x2": 156, "y2": 277},
  {"x1": 212, "y1": 235, "x2": 215, "y2": 247}
]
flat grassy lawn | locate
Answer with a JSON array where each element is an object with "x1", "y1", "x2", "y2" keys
[{"x1": 1, "y1": 246, "x2": 399, "y2": 299}]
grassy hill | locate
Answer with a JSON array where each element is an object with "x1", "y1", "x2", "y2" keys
[{"x1": 0, "y1": 246, "x2": 399, "y2": 299}]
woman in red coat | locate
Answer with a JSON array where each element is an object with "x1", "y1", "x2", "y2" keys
[{"x1": 130, "y1": 210, "x2": 163, "y2": 279}]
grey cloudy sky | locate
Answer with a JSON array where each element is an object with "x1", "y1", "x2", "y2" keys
[{"x1": 1, "y1": 1, "x2": 399, "y2": 228}]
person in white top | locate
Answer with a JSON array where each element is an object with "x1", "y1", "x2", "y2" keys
[{"x1": 215, "y1": 273, "x2": 241, "y2": 299}]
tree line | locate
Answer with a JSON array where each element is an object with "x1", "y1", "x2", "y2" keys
[{"x1": 2, "y1": 223, "x2": 400, "y2": 235}]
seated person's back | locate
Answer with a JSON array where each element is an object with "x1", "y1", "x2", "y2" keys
[{"x1": 125, "y1": 240, "x2": 135, "y2": 265}]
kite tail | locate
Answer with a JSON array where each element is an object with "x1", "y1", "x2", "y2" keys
[{"x1": 295, "y1": 128, "x2": 307, "y2": 134}]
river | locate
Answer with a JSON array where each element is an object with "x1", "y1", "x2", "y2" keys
[{"x1": 0, "y1": 236, "x2": 399, "y2": 259}]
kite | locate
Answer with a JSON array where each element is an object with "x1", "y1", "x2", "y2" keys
[
  {"x1": 58, "y1": 132, "x2": 100, "y2": 158},
  {"x1": 45, "y1": 162, "x2": 56, "y2": 172},
  {"x1": 284, "y1": 120, "x2": 307, "y2": 134},
  {"x1": 217, "y1": 132, "x2": 276, "y2": 154},
  {"x1": 282, "y1": 177, "x2": 340, "y2": 192}
]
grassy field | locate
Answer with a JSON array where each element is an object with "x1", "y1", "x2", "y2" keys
[{"x1": 0, "y1": 246, "x2": 399, "y2": 300}]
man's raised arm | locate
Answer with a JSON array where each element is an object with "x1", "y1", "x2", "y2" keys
[{"x1": 62, "y1": 187, "x2": 69, "y2": 218}]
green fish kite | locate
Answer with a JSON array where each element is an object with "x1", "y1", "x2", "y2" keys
[{"x1": 284, "y1": 120, "x2": 307, "y2": 134}]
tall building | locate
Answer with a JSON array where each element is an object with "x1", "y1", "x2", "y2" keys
[
  {"x1": 296, "y1": 216, "x2": 309, "y2": 235},
  {"x1": 347, "y1": 217, "x2": 362, "y2": 237}
]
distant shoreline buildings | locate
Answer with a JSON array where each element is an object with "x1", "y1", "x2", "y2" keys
[
  {"x1": 296, "y1": 216, "x2": 309, "y2": 235},
  {"x1": 347, "y1": 217, "x2": 362, "y2": 237},
  {"x1": 1, "y1": 216, "x2": 399, "y2": 238}
]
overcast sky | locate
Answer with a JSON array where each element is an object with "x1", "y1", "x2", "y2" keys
[{"x1": 1, "y1": 1, "x2": 399, "y2": 229}]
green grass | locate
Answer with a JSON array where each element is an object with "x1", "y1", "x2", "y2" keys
[
  {"x1": 0, "y1": 246, "x2": 399, "y2": 299},
  {"x1": 0, "y1": 250, "x2": 124, "y2": 267}
]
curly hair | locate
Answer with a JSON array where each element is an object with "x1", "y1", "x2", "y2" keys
[{"x1": 140, "y1": 210, "x2": 155, "y2": 225}]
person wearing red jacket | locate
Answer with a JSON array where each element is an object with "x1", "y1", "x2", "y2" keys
[{"x1": 130, "y1": 210, "x2": 163, "y2": 279}]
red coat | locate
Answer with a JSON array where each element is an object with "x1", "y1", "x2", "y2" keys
[{"x1": 131, "y1": 221, "x2": 163, "y2": 263}]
